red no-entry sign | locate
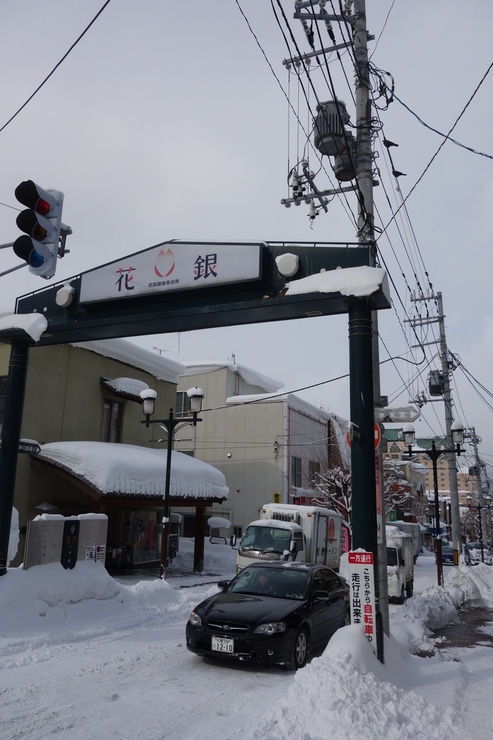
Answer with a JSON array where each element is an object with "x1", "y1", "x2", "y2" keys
[{"x1": 346, "y1": 422, "x2": 381, "y2": 449}]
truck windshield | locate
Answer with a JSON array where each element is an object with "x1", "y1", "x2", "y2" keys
[
  {"x1": 241, "y1": 525, "x2": 292, "y2": 553},
  {"x1": 386, "y1": 547, "x2": 398, "y2": 567}
]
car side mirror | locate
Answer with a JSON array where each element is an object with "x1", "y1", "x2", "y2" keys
[
  {"x1": 230, "y1": 534, "x2": 237, "y2": 549},
  {"x1": 314, "y1": 589, "x2": 330, "y2": 601},
  {"x1": 217, "y1": 580, "x2": 230, "y2": 590}
]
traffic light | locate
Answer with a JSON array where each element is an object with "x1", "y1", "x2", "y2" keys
[{"x1": 13, "y1": 180, "x2": 64, "y2": 279}]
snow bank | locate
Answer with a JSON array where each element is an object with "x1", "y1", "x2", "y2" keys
[{"x1": 251, "y1": 625, "x2": 458, "y2": 740}]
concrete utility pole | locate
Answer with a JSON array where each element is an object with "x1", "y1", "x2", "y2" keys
[
  {"x1": 465, "y1": 426, "x2": 489, "y2": 499},
  {"x1": 409, "y1": 291, "x2": 462, "y2": 560},
  {"x1": 354, "y1": 0, "x2": 390, "y2": 637}
]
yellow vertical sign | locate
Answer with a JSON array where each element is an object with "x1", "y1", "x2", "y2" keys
[{"x1": 273, "y1": 492, "x2": 281, "y2": 504}]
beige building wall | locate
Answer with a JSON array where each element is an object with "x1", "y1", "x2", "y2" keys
[
  {"x1": 176, "y1": 365, "x2": 333, "y2": 535},
  {"x1": 176, "y1": 368, "x2": 286, "y2": 530}
]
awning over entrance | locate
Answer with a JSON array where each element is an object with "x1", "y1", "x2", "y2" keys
[
  {"x1": 31, "y1": 441, "x2": 229, "y2": 572},
  {"x1": 34, "y1": 441, "x2": 229, "y2": 502}
]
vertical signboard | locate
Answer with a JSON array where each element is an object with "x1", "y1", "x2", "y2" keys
[
  {"x1": 61, "y1": 520, "x2": 80, "y2": 570},
  {"x1": 348, "y1": 550, "x2": 377, "y2": 654}
]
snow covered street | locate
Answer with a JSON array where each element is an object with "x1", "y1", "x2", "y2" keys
[{"x1": 1, "y1": 541, "x2": 493, "y2": 740}]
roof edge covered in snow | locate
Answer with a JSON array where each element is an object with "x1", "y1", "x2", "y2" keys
[
  {"x1": 35, "y1": 441, "x2": 228, "y2": 502},
  {"x1": 180, "y1": 361, "x2": 283, "y2": 393},
  {"x1": 71, "y1": 339, "x2": 185, "y2": 384}
]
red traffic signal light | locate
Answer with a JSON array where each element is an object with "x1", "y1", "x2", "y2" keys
[{"x1": 13, "y1": 180, "x2": 64, "y2": 279}]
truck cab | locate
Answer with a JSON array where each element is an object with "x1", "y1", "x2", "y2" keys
[
  {"x1": 236, "y1": 519, "x2": 303, "y2": 573},
  {"x1": 235, "y1": 504, "x2": 342, "y2": 574}
]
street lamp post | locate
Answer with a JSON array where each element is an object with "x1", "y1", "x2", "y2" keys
[
  {"x1": 140, "y1": 386, "x2": 204, "y2": 579},
  {"x1": 403, "y1": 422, "x2": 464, "y2": 587},
  {"x1": 466, "y1": 495, "x2": 491, "y2": 564}
]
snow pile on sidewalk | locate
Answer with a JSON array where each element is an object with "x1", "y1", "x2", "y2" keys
[
  {"x1": 0, "y1": 538, "x2": 237, "y2": 642},
  {"x1": 251, "y1": 559, "x2": 493, "y2": 740},
  {"x1": 251, "y1": 626, "x2": 460, "y2": 740},
  {"x1": 1, "y1": 540, "x2": 492, "y2": 740}
]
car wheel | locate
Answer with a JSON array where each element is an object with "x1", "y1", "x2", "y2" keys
[
  {"x1": 406, "y1": 580, "x2": 413, "y2": 598},
  {"x1": 397, "y1": 585, "x2": 405, "y2": 604},
  {"x1": 286, "y1": 628, "x2": 309, "y2": 670}
]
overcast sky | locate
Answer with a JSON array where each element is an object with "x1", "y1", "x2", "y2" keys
[{"x1": 1, "y1": 1, "x2": 492, "y2": 480}]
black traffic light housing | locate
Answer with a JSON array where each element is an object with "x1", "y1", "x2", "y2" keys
[{"x1": 13, "y1": 180, "x2": 65, "y2": 279}]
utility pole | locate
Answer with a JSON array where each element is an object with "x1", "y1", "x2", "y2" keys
[
  {"x1": 286, "y1": 0, "x2": 388, "y2": 658},
  {"x1": 353, "y1": 0, "x2": 389, "y2": 644},
  {"x1": 464, "y1": 426, "x2": 487, "y2": 498},
  {"x1": 409, "y1": 291, "x2": 461, "y2": 561}
]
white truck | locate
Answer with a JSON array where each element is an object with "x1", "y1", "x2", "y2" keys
[
  {"x1": 235, "y1": 503, "x2": 342, "y2": 574},
  {"x1": 386, "y1": 525, "x2": 415, "y2": 603},
  {"x1": 393, "y1": 520, "x2": 421, "y2": 563}
]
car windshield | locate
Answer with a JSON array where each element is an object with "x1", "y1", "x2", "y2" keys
[
  {"x1": 228, "y1": 568, "x2": 309, "y2": 600},
  {"x1": 240, "y1": 525, "x2": 292, "y2": 553},
  {"x1": 442, "y1": 546, "x2": 453, "y2": 553}
]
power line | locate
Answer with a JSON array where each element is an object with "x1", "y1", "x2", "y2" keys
[
  {"x1": 377, "y1": 61, "x2": 493, "y2": 240},
  {"x1": 0, "y1": 0, "x2": 112, "y2": 134}
]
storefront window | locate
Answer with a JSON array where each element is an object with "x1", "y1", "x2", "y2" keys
[{"x1": 127, "y1": 510, "x2": 161, "y2": 564}]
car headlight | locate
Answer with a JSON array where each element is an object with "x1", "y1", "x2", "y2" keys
[
  {"x1": 188, "y1": 611, "x2": 202, "y2": 628},
  {"x1": 253, "y1": 621, "x2": 286, "y2": 635}
]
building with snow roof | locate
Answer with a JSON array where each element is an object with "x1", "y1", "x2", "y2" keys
[
  {"x1": 0, "y1": 339, "x2": 228, "y2": 570},
  {"x1": 173, "y1": 361, "x2": 349, "y2": 537}
]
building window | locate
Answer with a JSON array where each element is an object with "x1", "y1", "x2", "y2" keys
[
  {"x1": 175, "y1": 391, "x2": 191, "y2": 417},
  {"x1": 102, "y1": 399, "x2": 124, "y2": 443},
  {"x1": 308, "y1": 460, "x2": 320, "y2": 484},
  {"x1": 0, "y1": 376, "x2": 7, "y2": 425},
  {"x1": 291, "y1": 456, "x2": 302, "y2": 488}
]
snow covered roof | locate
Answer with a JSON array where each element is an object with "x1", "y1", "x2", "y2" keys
[
  {"x1": 36, "y1": 441, "x2": 229, "y2": 502},
  {"x1": 71, "y1": 339, "x2": 185, "y2": 384},
  {"x1": 180, "y1": 361, "x2": 283, "y2": 393},
  {"x1": 248, "y1": 518, "x2": 302, "y2": 531},
  {"x1": 100, "y1": 376, "x2": 150, "y2": 401},
  {"x1": 225, "y1": 391, "x2": 332, "y2": 418}
]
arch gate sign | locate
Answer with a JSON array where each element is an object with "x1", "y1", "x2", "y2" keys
[{"x1": 0, "y1": 239, "x2": 391, "y2": 574}]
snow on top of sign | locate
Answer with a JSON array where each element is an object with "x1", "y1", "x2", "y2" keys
[
  {"x1": 71, "y1": 339, "x2": 185, "y2": 384},
  {"x1": 181, "y1": 361, "x2": 283, "y2": 393},
  {"x1": 0, "y1": 313, "x2": 48, "y2": 342},
  {"x1": 37, "y1": 441, "x2": 229, "y2": 500},
  {"x1": 285, "y1": 265, "x2": 386, "y2": 297}
]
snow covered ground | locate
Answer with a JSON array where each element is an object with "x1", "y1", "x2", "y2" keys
[{"x1": 1, "y1": 541, "x2": 492, "y2": 740}]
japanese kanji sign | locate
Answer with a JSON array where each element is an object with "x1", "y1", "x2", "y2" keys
[
  {"x1": 348, "y1": 550, "x2": 377, "y2": 654},
  {"x1": 79, "y1": 242, "x2": 262, "y2": 303}
]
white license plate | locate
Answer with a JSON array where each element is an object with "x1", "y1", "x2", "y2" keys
[{"x1": 211, "y1": 636, "x2": 234, "y2": 653}]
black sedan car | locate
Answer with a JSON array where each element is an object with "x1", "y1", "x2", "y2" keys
[{"x1": 186, "y1": 562, "x2": 350, "y2": 670}]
